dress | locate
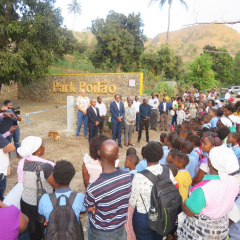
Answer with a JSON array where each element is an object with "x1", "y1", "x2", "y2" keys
[{"x1": 187, "y1": 103, "x2": 198, "y2": 118}]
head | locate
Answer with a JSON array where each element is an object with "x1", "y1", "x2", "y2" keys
[
  {"x1": 151, "y1": 92, "x2": 155, "y2": 99},
  {"x1": 163, "y1": 97, "x2": 166, "y2": 103},
  {"x1": 216, "y1": 127, "x2": 230, "y2": 141},
  {"x1": 217, "y1": 117, "x2": 232, "y2": 129},
  {"x1": 143, "y1": 98, "x2": 148, "y2": 105},
  {"x1": 90, "y1": 99, "x2": 96, "y2": 107},
  {"x1": 191, "y1": 98, "x2": 195, "y2": 103},
  {"x1": 208, "y1": 100, "x2": 215, "y2": 107},
  {"x1": 174, "y1": 137, "x2": 186, "y2": 151},
  {"x1": 163, "y1": 92, "x2": 167, "y2": 97},
  {"x1": 141, "y1": 146, "x2": 146, "y2": 159},
  {"x1": 203, "y1": 114, "x2": 212, "y2": 124},
  {"x1": 179, "y1": 130, "x2": 191, "y2": 140},
  {"x1": 115, "y1": 94, "x2": 121, "y2": 103},
  {"x1": 126, "y1": 96, "x2": 131, "y2": 102},
  {"x1": 89, "y1": 135, "x2": 109, "y2": 160},
  {"x1": 144, "y1": 142, "x2": 163, "y2": 164},
  {"x1": 17, "y1": 136, "x2": 44, "y2": 158},
  {"x1": 160, "y1": 133, "x2": 167, "y2": 145},
  {"x1": 224, "y1": 106, "x2": 235, "y2": 117},
  {"x1": 53, "y1": 160, "x2": 75, "y2": 187},
  {"x1": 208, "y1": 108, "x2": 217, "y2": 118},
  {"x1": 181, "y1": 141, "x2": 194, "y2": 154},
  {"x1": 217, "y1": 109, "x2": 224, "y2": 117},
  {"x1": 4, "y1": 100, "x2": 13, "y2": 109},
  {"x1": 178, "y1": 105, "x2": 182, "y2": 111},
  {"x1": 181, "y1": 121, "x2": 189, "y2": 131},
  {"x1": 185, "y1": 109, "x2": 189, "y2": 115},
  {"x1": 125, "y1": 154, "x2": 139, "y2": 170},
  {"x1": 128, "y1": 99, "x2": 133, "y2": 107},
  {"x1": 165, "y1": 162, "x2": 178, "y2": 177},
  {"x1": 135, "y1": 96, "x2": 139, "y2": 102},
  {"x1": 98, "y1": 140, "x2": 119, "y2": 170},
  {"x1": 188, "y1": 135, "x2": 201, "y2": 147},
  {"x1": 190, "y1": 122, "x2": 199, "y2": 131},
  {"x1": 97, "y1": 96, "x2": 102, "y2": 103},
  {"x1": 177, "y1": 97, "x2": 182, "y2": 104},
  {"x1": 164, "y1": 132, "x2": 178, "y2": 148},
  {"x1": 171, "y1": 97, "x2": 175, "y2": 102},
  {"x1": 126, "y1": 147, "x2": 137, "y2": 156},
  {"x1": 167, "y1": 149, "x2": 178, "y2": 163},
  {"x1": 174, "y1": 152, "x2": 189, "y2": 170},
  {"x1": 80, "y1": 89, "x2": 86, "y2": 97},
  {"x1": 202, "y1": 133, "x2": 222, "y2": 153},
  {"x1": 228, "y1": 132, "x2": 240, "y2": 145},
  {"x1": 189, "y1": 118, "x2": 200, "y2": 125}
]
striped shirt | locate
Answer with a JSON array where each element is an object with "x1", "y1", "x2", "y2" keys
[{"x1": 84, "y1": 169, "x2": 132, "y2": 231}]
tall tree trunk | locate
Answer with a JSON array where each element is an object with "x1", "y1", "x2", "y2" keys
[{"x1": 116, "y1": 63, "x2": 121, "y2": 73}]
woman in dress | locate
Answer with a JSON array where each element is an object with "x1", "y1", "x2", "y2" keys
[
  {"x1": 178, "y1": 145, "x2": 239, "y2": 240},
  {"x1": 17, "y1": 136, "x2": 55, "y2": 240},
  {"x1": 187, "y1": 98, "x2": 198, "y2": 118},
  {"x1": 124, "y1": 100, "x2": 136, "y2": 146}
]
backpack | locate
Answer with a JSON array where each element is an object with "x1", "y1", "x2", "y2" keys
[
  {"x1": 140, "y1": 166, "x2": 182, "y2": 236},
  {"x1": 194, "y1": 150, "x2": 204, "y2": 161},
  {"x1": 44, "y1": 192, "x2": 84, "y2": 240}
]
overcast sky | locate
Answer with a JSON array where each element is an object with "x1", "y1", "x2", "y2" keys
[{"x1": 55, "y1": 0, "x2": 240, "y2": 38}]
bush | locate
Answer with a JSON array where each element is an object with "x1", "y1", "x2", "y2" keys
[{"x1": 155, "y1": 82, "x2": 175, "y2": 98}]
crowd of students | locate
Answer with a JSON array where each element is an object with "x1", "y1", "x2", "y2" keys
[{"x1": 1, "y1": 88, "x2": 240, "y2": 240}]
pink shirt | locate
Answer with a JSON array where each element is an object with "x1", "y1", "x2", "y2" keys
[{"x1": 84, "y1": 153, "x2": 119, "y2": 183}]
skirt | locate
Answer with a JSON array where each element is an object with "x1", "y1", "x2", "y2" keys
[{"x1": 177, "y1": 213, "x2": 229, "y2": 240}]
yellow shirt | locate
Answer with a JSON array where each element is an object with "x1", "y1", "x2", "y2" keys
[
  {"x1": 174, "y1": 170, "x2": 192, "y2": 202},
  {"x1": 233, "y1": 112, "x2": 240, "y2": 117}
]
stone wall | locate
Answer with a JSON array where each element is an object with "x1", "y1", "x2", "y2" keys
[
  {"x1": 17, "y1": 73, "x2": 143, "y2": 103},
  {"x1": 0, "y1": 82, "x2": 18, "y2": 101}
]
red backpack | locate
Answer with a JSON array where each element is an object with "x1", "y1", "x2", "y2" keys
[{"x1": 194, "y1": 149, "x2": 204, "y2": 161}]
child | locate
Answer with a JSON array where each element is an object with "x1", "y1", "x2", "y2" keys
[
  {"x1": 173, "y1": 152, "x2": 192, "y2": 201},
  {"x1": 165, "y1": 162, "x2": 178, "y2": 177},
  {"x1": 136, "y1": 146, "x2": 147, "y2": 172},
  {"x1": 184, "y1": 109, "x2": 191, "y2": 122},
  {"x1": 209, "y1": 107, "x2": 218, "y2": 130},
  {"x1": 160, "y1": 133, "x2": 168, "y2": 150},
  {"x1": 166, "y1": 149, "x2": 178, "y2": 163},
  {"x1": 180, "y1": 141, "x2": 198, "y2": 178},
  {"x1": 122, "y1": 147, "x2": 137, "y2": 171},
  {"x1": 189, "y1": 117, "x2": 200, "y2": 126},
  {"x1": 217, "y1": 109, "x2": 224, "y2": 118},
  {"x1": 38, "y1": 160, "x2": 86, "y2": 233},
  {"x1": 228, "y1": 132, "x2": 240, "y2": 161},
  {"x1": 202, "y1": 114, "x2": 212, "y2": 130},
  {"x1": 173, "y1": 137, "x2": 186, "y2": 151},
  {"x1": 179, "y1": 130, "x2": 191, "y2": 140},
  {"x1": 189, "y1": 122, "x2": 199, "y2": 131},
  {"x1": 188, "y1": 135, "x2": 203, "y2": 161},
  {"x1": 124, "y1": 154, "x2": 139, "y2": 178},
  {"x1": 181, "y1": 121, "x2": 189, "y2": 131},
  {"x1": 176, "y1": 105, "x2": 185, "y2": 125}
]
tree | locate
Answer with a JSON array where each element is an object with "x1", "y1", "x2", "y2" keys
[
  {"x1": 90, "y1": 11, "x2": 147, "y2": 73},
  {"x1": 203, "y1": 45, "x2": 233, "y2": 83},
  {"x1": 232, "y1": 52, "x2": 240, "y2": 84},
  {"x1": 67, "y1": 0, "x2": 81, "y2": 31},
  {"x1": 0, "y1": 0, "x2": 64, "y2": 86},
  {"x1": 190, "y1": 54, "x2": 217, "y2": 91}
]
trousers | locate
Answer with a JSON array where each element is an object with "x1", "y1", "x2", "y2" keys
[
  {"x1": 136, "y1": 113, "x2": 140, "y2": 130},
  {"x1": 0, "y1": 174, "x2": 6, "y2": 201},
  {"x1": 112, "y1": 120, "x2": 124, "y2": 145},
  {"x1": 124, "y1": 122, "x2": 134, "y2": 141},
  {"x1": 99, "y1": 117, "x2": 104, "y2": 135},
  {"x1": 160, "y1": 113, "x2": 168, "y2": 130},
  {"x1": 88, "y1": 126, "x2": 99, "y2": 143},
  {"x1": 151, "y1": 109, "x2": 158, "y2": 129},
  {"x1": 138, "y1": 118, "x2": 149, "y2": 142},
  {"x1": 76, "y1": 111, "x2": 88, "y2": 136}
]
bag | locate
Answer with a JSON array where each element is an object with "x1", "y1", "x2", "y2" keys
[
  {"x1": 45, "y1": 192, "x2": 84, "y2": 240},
  {"x1": 170, "y1": 110, "x2": 175, "y2": 116},
  {"x1": 140, "y1": 166, "x2": 182, "y2": 236},
  {"x1": 227, "y1": 117, "x2": 237, "y2": 132},
  {"x1": 194, "y1": 150, "x2": 204, "y2": 161}
]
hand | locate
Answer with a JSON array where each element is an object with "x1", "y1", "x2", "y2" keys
[
  {"x1": 117, "y1": 117, "x2": 122, "y2": 122},
  {"x1": 130, "y1": 120, "x2": 134, "y2": 123},
  {"x1": 136, "y1": 112, "x2": 139, "y2": 115},
  {"x1": 44, "y1": 219, "x2": 48, "y2": 226},
  {"x1": 9, "y1": 125, "x2": 18, "y2": 133},
  {"x1": 3, "y1": 112, "x2": 16, "y2": 119},
  {"x1": 95, "y1": 122, "x2": 99, "y2": 126},
  {"x1": 101, "y1": 115, "x2": 104, "y2": 118},
  {"x1": 1, "y1": 107, "x2": 8, "y2": 111},
  {"x1": 87, "y1": 206, "x2": 96, "y2": 215},
  {"x1": 150, "y1": 106, "x2": 153, "y2": 108}
]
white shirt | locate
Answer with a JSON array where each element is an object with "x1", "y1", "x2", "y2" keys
[
  {"x1": 96, "y1": 102, "x2": 107, "y2": 116},
  {"x1": 133, "y1": 100, "x2": 141, "y2": 113},
  {"x1": 225, "y1": 92, "x2": 231, "y2": 100},
  {"x1": 163, "y1": 102, "x2": 166, "y2": 111},
  {"x1": 114, "y1": 100, "x2": 120, "y2": 110},
  {"x1": 176, "y1": 109, "x2": 185, "y2": 120},
  {"x1": 91, "y1": 106, "x2": 97, "y2": 115},
  {"x1": 0, "y1": 149, "x2": 9, "y2": 175},
  {"x1": 149, "y1": 98, "x2": 159, "y2": 110},
  {"x1": 228, "y1": 115, "x2": 240, "y2": 124},
  {"x1": 76, "y1": 96, "x2": 90, "y2": 111},
  {"x1": 183, "y1": 93, "x2": 187, "y2": 99}
]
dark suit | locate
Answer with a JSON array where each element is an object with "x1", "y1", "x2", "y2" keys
[
  {"x1": 87, "y1": 106, "x2": 100, "y2": 143},
  {"x1": 159, "y1": 102, "x2": 172, "y2": 131},
  {"x1": 110, "y1": 101, "x2": 125, "y2": 145}
]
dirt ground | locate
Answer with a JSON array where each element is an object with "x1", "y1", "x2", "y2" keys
[{"x1": 5, "y1": 99, "x2": 165, "y2": 239}]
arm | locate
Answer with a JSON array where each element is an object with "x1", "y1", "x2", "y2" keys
[
  {"x1": 103, "y1": 104, "x2": 107, "y2": 116},
  {"x1": 147, "y1": 105, "x2": 151, "y2": 118},
  {"x1": 192, "y1": 169, "x2": 206, "y2": 186},
  {"x1": 19, "y1": 211, "x2": 29, "y2": 232},
  {"x1": 121, "y1": 103, "x2": 125, "y2": 117},
  {"x1": 17, "y1": 115, "x2": 21, "y2": 121},
  {"x1": 87, "y1": 109, "x2": 96, "y2": 125},
  {"x1": 110, "y1": 103, "x2": 118, "y2": 120},
  {"x1": 3, "y1": 143, "x2": 15, "y2": 153},
  {"x1": 139, "y1": 105, "x2": 145, "y2": 118},
  {"x1": 159, "y1": 103, "x2": 163, "y2": 112},
  {"x1": 82, "y1": 163, "x2": 90, "y2": 189}
]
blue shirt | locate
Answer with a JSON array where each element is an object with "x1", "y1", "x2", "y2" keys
[
  {"x1": 38, "y1": 187, "x2": 86, "y2": 222},
  {"x1": 162, "y1": 146, "x2": 168, "y2": 151},
  {"x1": 139, "y1": 104, "x2": 151, "y2": 119},
  {"x1": 159, "y1": 149, "x2": 170, "y2": 165},
  {"x1": 229, "y1": 197, "x2": 240, "y2": 240},
  {"x1": 232, "y1": 145, "x2": 240, "y2": 160},
  {"x1": 136, "y1": 159, "x2": 147, "y2": 172},
  {"x1": 210, "y1": 117, "x2": 218, "y2": 128},
  {"x1": 122, "y1": 165, "x2": 129, "y2": 171},
  {"x1": 186, "y1": 154, "x2": 198, "y2": 178},
  {"x1": 190, "y1": 147, "x2": 201, "y2": 162},
  {"x1": 130, "y1": 169, "x2": 137, "y2": 175}
]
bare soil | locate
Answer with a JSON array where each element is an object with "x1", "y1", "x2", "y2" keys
[{"x1": 5, "y1": 99, "x2": 163, "y2": 238}]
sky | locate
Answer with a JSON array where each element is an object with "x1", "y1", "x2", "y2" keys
[{"x1": 55, "y1": 0, "x2": 240, "y2": 39}]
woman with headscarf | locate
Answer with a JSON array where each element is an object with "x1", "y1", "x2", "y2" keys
[
  {"x1": 17, "y1": 136, "x2": 55, "y2": 240},
  {"x1": 178, "y1": 145, "x2": 239, "y2": 240},
  {"x1": 192, "y1": 132, "x2": 222, "y2": 186}
]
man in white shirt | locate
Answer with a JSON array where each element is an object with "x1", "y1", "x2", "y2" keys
[
  {"x1": 183, "y1": 91, "x2": 188, "y2": 99},
  {"x1": 96, "y1": 96, "x2": 107, "y2": 135},
  {"x1": 133, "y1": 96, "x2": 141, "y2": 131},
  {"x1": 149, "y1": 93, "x2": 159, "y2": 131},
  {"x1": 225, "y1": 90, "x2": 231, "y2": 100},
  {"x1": 76, "y1": 89, "x2": 90, "y2": 139},
  {"x1": 194, "y1": 90, "x2": 200, "y2": 103}
]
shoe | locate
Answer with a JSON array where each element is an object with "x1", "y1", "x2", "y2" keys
[
  {"x1": 150, "y1": 128, "x2": 153, "y2": 130},
  {"x1": 154, "y1": 128, "x2": 157, "y2": 131},
  {"x1": 124, "y1": 144, "x2": 129, "y2": 147},
  {"x1": 160, "y1": 129, "x2": 163, "y2": 131},
  {"x1": 137, "y1": 140, "x2": 140, "y2": 143},
  {"x1": 84, "y1": 135, "x2": 88, "y2": 139},
  {"x1": 136, "y1": 129, "x2": 139, "y2": 132},
  {"x1": 146, "y1": 140, "x2": 149, "y2": 143},
  {"x1": 165, "y1": 129, "x2": 168, "y2": 131},
  {"x1": 118, "y1": 144, "x2": 123, "y2": 148},
  {"x1": 76, "y1": 136, "x2": 80, "y2": 140}
]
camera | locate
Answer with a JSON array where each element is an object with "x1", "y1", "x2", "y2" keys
[
  {"x1": 12, "y1": 118, "x2": 18, "y2": 126},
  {"x1": 12, "y1": 107, "x2": 20, "y2": 116}
]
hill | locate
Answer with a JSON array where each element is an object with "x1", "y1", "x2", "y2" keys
[{"x1": 72, "y1": 25, "x2": 240, "y2": 63}]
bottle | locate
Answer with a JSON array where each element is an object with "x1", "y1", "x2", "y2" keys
[{"x1": 148, "y1": 206, "x2": 158, "y2": 221}]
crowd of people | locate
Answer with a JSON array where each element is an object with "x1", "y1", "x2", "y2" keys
[{"x1": 1, "y1": 87, "x2": 240, "y2": 240}]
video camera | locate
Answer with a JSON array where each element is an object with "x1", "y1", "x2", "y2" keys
[{"x1": 12, "y1": 107, "x2": 20, "y2": 116}]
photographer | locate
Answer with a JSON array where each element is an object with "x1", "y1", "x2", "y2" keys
[{"x1": 2, "y1": 100, "x2": 21, "y2": 155}]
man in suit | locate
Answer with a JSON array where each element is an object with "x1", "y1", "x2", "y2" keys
[
  {"x1": 87, "y1": 99, "x2": 100, "y2": 143},
  {"x1": 110, "y1": 94, "x2": 125, "y2": 148},
  {"x1": 159, "y1": 97, "x2": 172, "y2": 131}
]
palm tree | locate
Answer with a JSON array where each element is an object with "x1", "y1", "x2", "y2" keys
[
  {"x1": 149, "y1": 0, "x2": 188, "y2": 44},
  {"x1": 67, "y1": 0, "x2": 82, "y2": 30}
]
